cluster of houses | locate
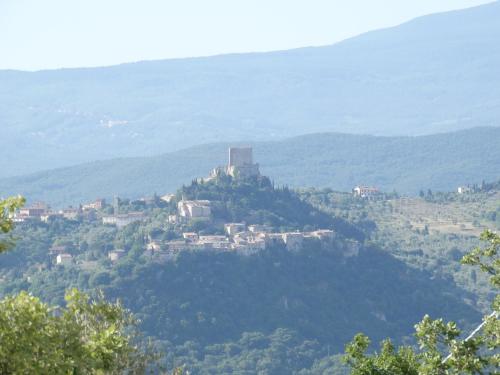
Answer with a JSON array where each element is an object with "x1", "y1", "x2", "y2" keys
[
  {"x1": 353, "y1": 184, "x2": 488, "y2": 198},
  {"x1": 51, "y1": 224, "x2": 356, "y2": 267},
  {"x1": 50, "y1": 244, "x2": 127, "y2": 266},
  {"x1": 12, "y1": 199, "x2": 107, "y2": 223},
  {"x1": 47, "y1": 192, "x2": 351, "y2": 266},
  {"x1": 18, "y1": 147, "x2": 363, "y2": 267},
  {"x1": 457, "y1": 183, "x2": 498, "y2": 195},
  {"x1": 144, "y1": 222, "x2": 358, "y2": 262},
  {"x1": 12, "y1": 198, "x2": 149, "y2": 229}
]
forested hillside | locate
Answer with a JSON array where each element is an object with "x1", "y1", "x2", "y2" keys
[
  {"x1": 1, "y1": 127, "x2": 499, "y2": 207},
  {"x1": 301, "y1": 183, "x2": 500, "y2": 311},
  {"x1": 1, "y1": 175, "x2": 493, "y2": 373},
  {"x1": 1, "y1": 1, "x2": 500, "y2": 177},
  {"x1": 3, "y1": 245, "x2": 479, "y2": 373}
]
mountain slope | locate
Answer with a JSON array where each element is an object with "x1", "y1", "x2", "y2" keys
[
  {"x1": 1, "y1": 127, "x2": 498, "y2": 207},
  {"x1": 1, "y1": 2, "x2": 500, "y2": 177}
]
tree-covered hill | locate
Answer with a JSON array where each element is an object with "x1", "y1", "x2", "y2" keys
[
  {"x1": 0, "y1": 177, "x2": 489, "y2": 373},
  {"x1": 1, "y1": 127, "x2": 499, "y2": 207},
  {"x1": 300, "y1": 184, "x2": 500, "y2": 312},
  {"x1": 1, "y1": 1, "x2": 500, "y2": 177},
  {"x1": 0, "y1": 228, "x2": 481, "y2": 373}
]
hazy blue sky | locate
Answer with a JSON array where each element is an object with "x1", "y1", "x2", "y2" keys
[{"x1": 0, "y1": 0, "x2": 493, "y2": 71}]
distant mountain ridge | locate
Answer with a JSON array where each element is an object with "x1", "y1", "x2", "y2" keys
[
  {"x1": 1, "y1": 2, "x2": 500, "y2": 177},
  {"x1": 1, "y1": 127, "x2": 498, "y2": 207}
]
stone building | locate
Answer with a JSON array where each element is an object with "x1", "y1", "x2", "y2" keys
[
  {"x1": 177, "y1": 200, "x2": 211, "y2": 221},
  {"x1": 282, "y1": 232, "x2": 304, "y2": 251},
  {"x1": 82, "y1": 199, "x2": 106, "y2": 211},
  {"x1": 248, "y1": 224, "x2": 272, "y2": 233},
  {"x1": 56, "y1": 253, "x2": 73, "y2": 266},
  {"x1": 457, "y1": 186, "x2": 471, "y2": 194},
  {"x1": 309, "y1": 229, "x2": 335, "y2": 241},
  {"x1": 60, "y1": 206, "x2": 82, "y2": 221},
  {"x1": 224, "y1": 223, "x2": 246, "y2": 236},
  {"x1": 226, "y1": 147, "x2": 260, "y2": 178},
  {"x1": 160, "y1": 194, "x2": 175, "y2": 203},
  {"x1": 183, "y1": 232, "x2": 199, "y2": 242},
  {"x1": 353, "y1": 186, "x2": 380, "y2": 198},
  {"x1": 18, "y1": 202, "x2": 49, "y2": 219}
]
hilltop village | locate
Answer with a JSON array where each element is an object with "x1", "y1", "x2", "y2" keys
[{"x1": 12, "y1": 147, "x2": 360, "y2": 266}]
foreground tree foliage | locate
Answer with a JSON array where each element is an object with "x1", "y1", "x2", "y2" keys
[
  {"x1": 344, "y1": 230, "x2": 500, "y2": 374},
  {"x1": 0, "y1": 196, "x2": 163, "y2": 374},
  {"x1": 0, "y1": 289, "x2": 161, "y2": 374},
  {"x1": 0, "y1": 196, "x2": 25, "y2": 253}
]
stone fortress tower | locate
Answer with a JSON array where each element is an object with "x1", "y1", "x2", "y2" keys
[{"x1": 226, "y1": 147, "x2": 260, "y2": 178}]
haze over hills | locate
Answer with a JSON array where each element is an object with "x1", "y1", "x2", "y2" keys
[
  {"x1": 1, "y1": 2, "x2": 500, "y2": 177},
  {"x1": 1, "y1": 127, "x2": 498, "y2": 207}
]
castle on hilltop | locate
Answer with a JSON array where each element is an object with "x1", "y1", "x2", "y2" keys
[
  {"x1": 208, "y1": 147, "x2": 260, "y2": 180},
  {"x1": 226, "y1": 147, "x2": 260, "y2": 178}
]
